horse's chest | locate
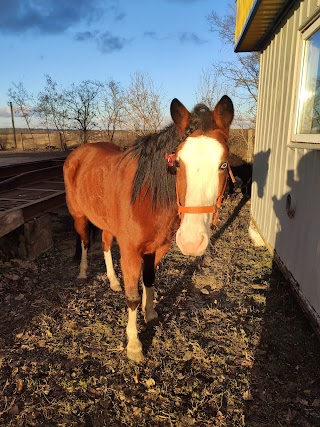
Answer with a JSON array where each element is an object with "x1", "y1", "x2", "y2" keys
[{"x1": 137, "y1": 211, "x2": 178, "y2": 253}]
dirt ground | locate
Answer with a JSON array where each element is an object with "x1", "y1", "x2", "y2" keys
[{"x1": 1, "y1": 193, "x2": 320, "y2": 427}]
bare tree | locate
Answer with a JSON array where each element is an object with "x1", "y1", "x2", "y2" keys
[
  {"x1": 124, "y1": 71, "x2": 165, "y2": 135},
  {"x1": 207, "y1": 3, "x2": 259, "y2": 124},
  {"x1": 99, "y1": 80, "x2": 125, "y2": 142},
  {"x1": 7, "y1": 82, "x2": 35, "y2": 143},
  {"x1": 196, "y1": 68, "x2": 234, "y2": 109},
  {"x1": 64, "y1": 80, "x2": 101, "y2": 144},
  {"x1": 37, "y1": 75, "x2": 69, "y2": 150}
]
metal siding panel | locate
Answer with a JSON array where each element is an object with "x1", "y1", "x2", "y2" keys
[
  {"x1": 252, "y1": 0, "x2": 320, "y2": 317},
  {"x1": 251, "y1": 53, "x2": 265, "y2": 218},
  {"x1": 281, "y1": 149, "x2": 320, "y2": 315},
  {"x1": 251, "y1": 49, "x2": 270, "y2": 227},
  {"x1": 261, "y1": 34, "x2": 281, "y2": 248},
  {"x1": 308, "y1": 0, "x2": 320, "y2": 17}
]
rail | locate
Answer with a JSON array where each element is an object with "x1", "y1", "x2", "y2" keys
[{"x1": 0, "y1": 160, "x2": 66, "y2": 238}]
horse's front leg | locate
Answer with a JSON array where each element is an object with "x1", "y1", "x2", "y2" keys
[
  {"x1": 142, "y1": 243, "x2": 171, "y2": 324},
  {"x1": 120, "y1": 247, "x2": 144, "y2": 362},
  {"x1": 142, "y1": 253, "x2": 158, "y2": 324}
]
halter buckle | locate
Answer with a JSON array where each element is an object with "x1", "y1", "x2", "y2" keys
[{"x1": 165, "y1": 153, "x2": 175, "y2": 167}]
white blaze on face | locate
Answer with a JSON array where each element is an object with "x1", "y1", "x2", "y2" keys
[{"x1": 176, "y1": 135, "x2": 225, "y2": 256}]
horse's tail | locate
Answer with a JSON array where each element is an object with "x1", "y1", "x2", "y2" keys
[{"x1": 63, "y1": 153, "x2": 80, "y2": 207}]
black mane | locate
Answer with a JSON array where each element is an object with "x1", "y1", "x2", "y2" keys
[
  {"x1": 126, "y1": 124, "x2": 179, "y2": 209},
  {"x1": 126, "y1": 103, "x2": 214, "y2": 209}
]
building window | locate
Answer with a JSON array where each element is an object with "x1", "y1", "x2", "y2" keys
[{"x1": 293, "y1": 17, "x2": 320, "y2": 144}]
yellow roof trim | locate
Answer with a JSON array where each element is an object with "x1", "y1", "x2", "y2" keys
[{"x1": 235, "y1": 0, "x2": 292, "y2": 52}]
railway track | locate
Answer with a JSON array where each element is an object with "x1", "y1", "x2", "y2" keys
[{"x1": 0, "y1": 158, "x2": 66, "y2": 238}]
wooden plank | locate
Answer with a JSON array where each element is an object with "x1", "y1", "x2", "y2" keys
[
  {"x1": 0, "y1": 165, "x2": 63, "y2": 192},
  {"x1": 0, "y1": 209, "x2": 24, "y2": 238},
  {"x1": 22, "y1": 191, "x2": 66, "y2": 222}
]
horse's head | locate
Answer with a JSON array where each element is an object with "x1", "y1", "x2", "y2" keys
[{"x1": 170, "y1": 96, "x2": 234, "y2": 256}]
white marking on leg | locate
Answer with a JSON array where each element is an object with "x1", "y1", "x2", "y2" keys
[
  {"x1": 142, "y1": 285, "x2": 158, "y2": 323},
  {"x1": 77, "y1": 241, "x2": 88, "y2": 279},
  {"x1": 126, "y1": 306, "x2": 144, "y2": 362},
  {"x1": 104, "y1": 249, "x2": 121, "y2": 291}
]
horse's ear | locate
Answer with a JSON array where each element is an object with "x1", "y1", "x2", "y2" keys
[
  {"x1": 170, "y1": 98, "x2": 190, "y2": 137},
  {"x1": 212, "y1": 95, "x2": 234, "y2": 135}
]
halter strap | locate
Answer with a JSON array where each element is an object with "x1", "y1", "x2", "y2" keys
[{"x1": 176, "y1": 163, "x2": 235, "y2": 228}]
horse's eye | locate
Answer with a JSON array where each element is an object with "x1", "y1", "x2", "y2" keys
[
  {"x1": 174, "y1": 160, "x2": 180, "y2": 168},
  {"x1": 220, "y1": 162, "x2": 228, "y2": 170}
]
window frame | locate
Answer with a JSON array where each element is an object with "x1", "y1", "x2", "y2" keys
[{"x1": 291, "y1": 16, "x2": 320, "y2": 145}]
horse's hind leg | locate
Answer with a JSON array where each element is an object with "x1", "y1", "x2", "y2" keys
[
  {"x1": 142, "y1": 253, "x2": 158, "y2": 324},
  {"x1": 73, "y1": 216, "x2": 89, "y2": 282},
  {"x1": 102, "y1": 230, "x2": 121, "y2": 292}
]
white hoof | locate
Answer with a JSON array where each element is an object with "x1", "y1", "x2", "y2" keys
[
  {"x1": 127, "y1": 345, "x2": 144, "y2": 363},
  {"x1": 109, "y1": 277, "x2": 122, "y2": 292}
]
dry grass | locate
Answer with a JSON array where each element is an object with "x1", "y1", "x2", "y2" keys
[{"x1": 0, "y1": 194, "x2": 320, "y2": 426}]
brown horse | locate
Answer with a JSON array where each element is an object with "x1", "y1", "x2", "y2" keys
[{"x1": 63, "y1": 96, "x2": 234, "y2": 362}]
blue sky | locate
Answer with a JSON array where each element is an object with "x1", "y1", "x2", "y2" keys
[{"x1": 0, "y1": 0, "x2": 236, "y2": 128}]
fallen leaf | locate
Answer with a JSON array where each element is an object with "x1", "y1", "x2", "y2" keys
[
  {"x1": 8, "y1": 405, "x2": 19, "y2": 415},
  {"x1": 11, "y1": 367, "x2": 19, "y2": 378},
  {"x1": 145, "y1": 378, "x2": 155, "y2": 388},
  {"x1": 133, "y1": 406, "x2": 141, "y2": 416},
  {"x1": 295, "y1": 397, "x2": 308, "y2": 406},
  {"x1": 243, "y1": 389, "x2": 254, "y2": 401},
  {"x1": 312, "y1": 398, "x2": 320, "y2": 407},
  {"x1": 4, "y1": 274, "x2": 20, "y2": 281},
  {"x1": 200, "y1": 288, "x2": 210, "y2": 295},
  {"x1": 45, "y1": 330, "x2": 53, "y2": 338},
  {"x1": 183, "y1": 351, "x2": 193, "y2": 361},
  {"x1": 15, "y1": 332, "x2": 24, "y2": 340},
  {"x1": 16, "y1": 379, "x2": 24, "y2": 394}
]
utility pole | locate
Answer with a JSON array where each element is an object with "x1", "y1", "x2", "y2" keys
[{"x1": 9, "y1": 102, "x2": 17, "y2": 149}]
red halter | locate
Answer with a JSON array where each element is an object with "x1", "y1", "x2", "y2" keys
[{"x1": 166, "y1": 153, "x2": 236, "y2": 227}]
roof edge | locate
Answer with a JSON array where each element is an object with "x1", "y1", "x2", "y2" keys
[{"x1": 234, "y1": 0, "x2": 262, "y2": 53}]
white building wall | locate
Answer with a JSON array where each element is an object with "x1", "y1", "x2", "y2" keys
[{"x1": 252, "y1": 0, "x2": 320, "y2": 319}]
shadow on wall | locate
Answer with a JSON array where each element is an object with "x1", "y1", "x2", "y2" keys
[
  {"x1": 253, "y1": 148, "x2": 271, "y2": 198},
  {"x1": 272, "y1": 150, "x2": 320, "y2": 318}
]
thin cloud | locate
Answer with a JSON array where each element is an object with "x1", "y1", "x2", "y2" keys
[
  {"x1": 144, "y1": 31, "x2": 157, "y2": 39},
  {"x1": 74, "y1": 31, "x2": 98, "y2": 42},
  {"x1": 179, "y1": 32, "x2": 208, "y2": 45},
  {"x1": 0, "y1": 0, "x2": 123, "y2": 34},
  {"x1": 143, "y1": 31, "x2": 170, "y2": 42},
  {"x1": 144, "y1": 30, "x2": 207, "y2": 45},
  {"x1": 98, "y1": 31, "x2": 131, "y2": 53},
  {"x1": 74, "y1": 30, "x2": 131, "y2": 54}
]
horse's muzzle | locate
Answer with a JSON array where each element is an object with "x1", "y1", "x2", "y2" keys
[{"x1": 176, "y1": 230, "x2": 209, "y2": 256}]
